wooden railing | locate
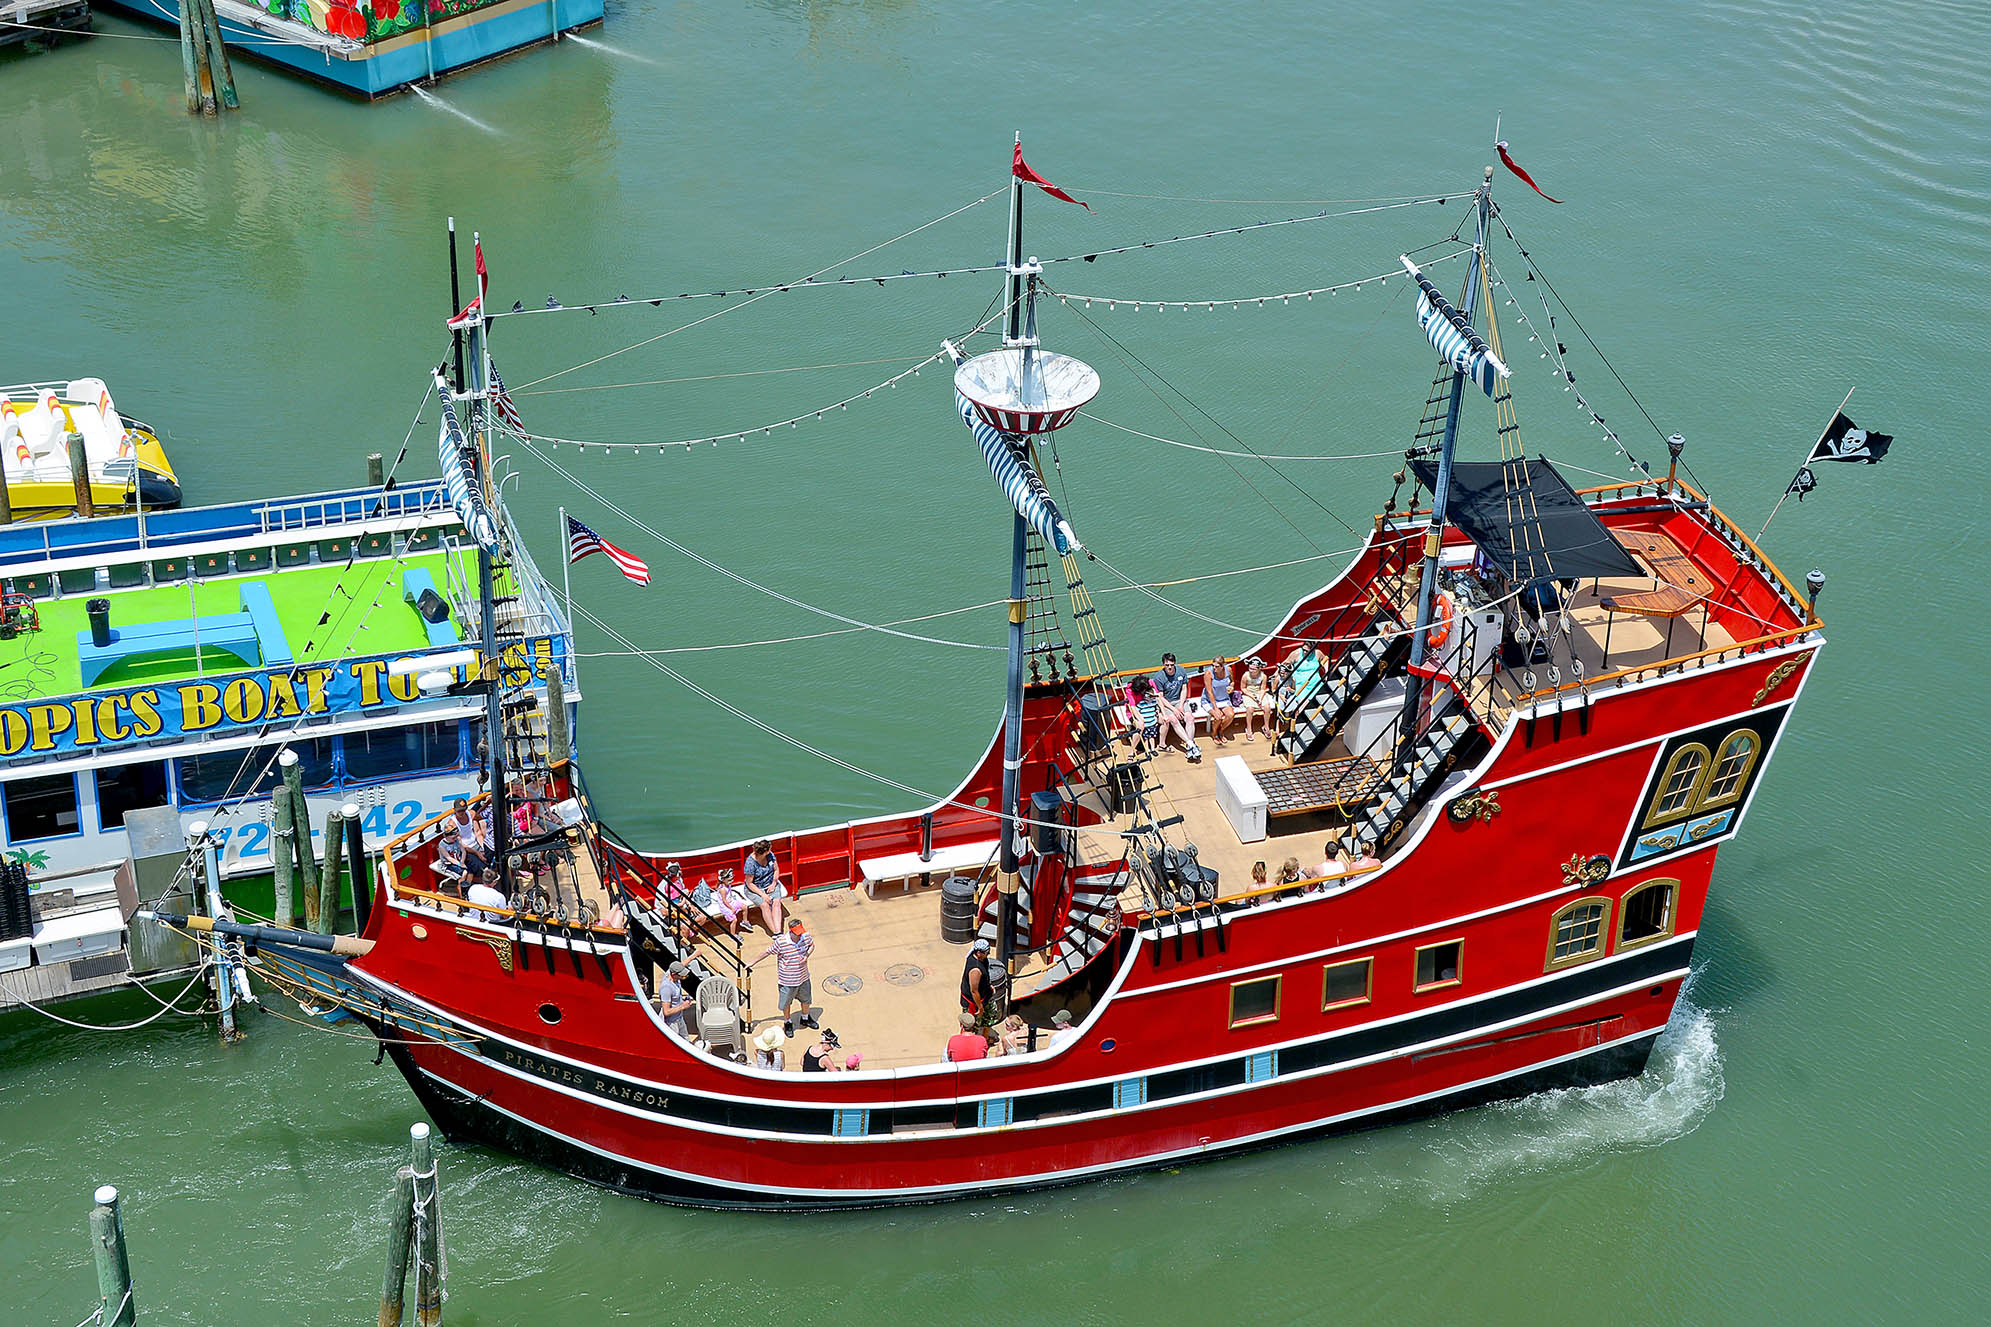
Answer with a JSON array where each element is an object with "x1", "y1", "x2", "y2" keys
[{"x1": 1131, "y1": 863, "x2": 1383, "y2": 922}]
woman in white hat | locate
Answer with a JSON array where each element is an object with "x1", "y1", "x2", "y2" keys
[{"x1": 751, "y1": 1021, "x2": 787, "y2": 1071}]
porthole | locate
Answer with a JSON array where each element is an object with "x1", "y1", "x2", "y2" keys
[{"x1": 538, "y1": 1002, "x2": 562, "y2": 1025}]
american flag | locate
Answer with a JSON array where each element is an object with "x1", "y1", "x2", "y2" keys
[
  {"x1": 565, "y1": 515, "x2": 650, "y2": 586},
  {"x1": 489, "y1": 357, "x2": 524, "y2": 434}
]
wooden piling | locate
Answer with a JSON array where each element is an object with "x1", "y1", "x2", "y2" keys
[
  {"x1": 272, "y1": 791, "x2": 296, "y2": 928},
  {"x1": 0, "y1": 466, "x2": 12, "y2": 525},
  {"x1": 368, "y1": 452, "x2": 386, "y2": 487},
  {"x1": 281, "y1": 751, "x2": 319, "y2": 926},
  {"x1": 187, "y1": 0, "x2": 216, "y2": 116},
  {"x1": 344, "y1": 802, "x2": 371, "y2": 935},
  {"x1": 319, "y1": 805, "x2": 347, "y2": 935},
  {"x1": 410, "y1": 1122, "x2": 445, "y2": 1327},
  {"x1": 379, "y1": 1158, "x2": 416, "y2": 1327},
  {"x1": 544, "y1": 662, "x2": 569, "y2": 769},
  {"x1": 66, "y1": 431, "x2": 93, "y2": 519},
  {"x1": 89, "y1": 1185, "x2": 136, "y2": 1327},
  {"x1": 197, "y1": 0, "x2": 239, "y2": 112},
  {"x1": 178, "y1": 1, "x2": 200, "y2": 114}
]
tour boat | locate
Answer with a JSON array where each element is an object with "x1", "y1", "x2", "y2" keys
[
  {"x1": 218, "y1": 155, "x2": 1825, "y2": 1207},
  {"x1": 0, "y1": 380, "x2": 180, "y2": 517}
]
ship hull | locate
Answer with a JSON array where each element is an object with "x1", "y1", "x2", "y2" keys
[{"x1": 387, "y1": 1020, "x2": 1665, "y2": 1210}]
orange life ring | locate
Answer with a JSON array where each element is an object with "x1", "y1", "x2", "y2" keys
[{"x1": 1426, "y1": 590, "x2": 1455, "y2": 651}]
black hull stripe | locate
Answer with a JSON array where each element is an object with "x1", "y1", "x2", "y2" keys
[
  {"x1": 375, "y1": 934, "x2": 1694, "y2": 1139},
  {"x1": 395, "y1": 1030, "x2": 1663, "y2": 1210}
]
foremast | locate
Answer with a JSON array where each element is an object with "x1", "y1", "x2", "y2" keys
[{"x1": 1398, "y1": 166, "x2": 1496, "y2": 764}]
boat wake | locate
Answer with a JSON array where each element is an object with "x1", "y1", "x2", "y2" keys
[
  {"x1": 561, "y1": 34, "x2": 663, "y2": 67},
  {"x1": 407, "y1": 86, "x2": 501, "y2": 136},
  {"x1": 1389, "y1": 980, "x2": 1727, "y2": 1202}
]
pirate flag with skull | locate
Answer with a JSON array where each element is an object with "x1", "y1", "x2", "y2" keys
[{"x1": 1808, "y1": 412, "x2": 1894, "y2": 465}]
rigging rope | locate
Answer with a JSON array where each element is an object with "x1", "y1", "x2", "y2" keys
[
  {"x1": 488, "y1": 194, "x2": 1477, "y2": 334},
  {"x1": 0, "y1": 963, "x2": 211, "y2": 1031},
  {"x1": 564, "y1": 599, "x2": 1076, "y2": 833},
  {"x1": 1080, "y1": 413, "x2": 1406, "y2": 462},
  {"x1": 1048, "y1": 246, "x2": 1469, "y2": 311},
  {"x1": 508, "y1": 190, "x2": 1008, "y2": 388},
  {"x1": 517, "y1": 441, "x2": 1004, "y2": 650}
]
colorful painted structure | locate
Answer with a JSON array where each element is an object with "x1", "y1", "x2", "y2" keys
[
  {"x1": 0, "y1": 478, "x2": 576, "y2": 892},
  {"x1": 100, "y1": 0, "x2": 602, "y2": 98}
]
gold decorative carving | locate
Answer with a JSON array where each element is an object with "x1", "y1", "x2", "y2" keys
[
  {"x1": 1753, "y1": 658, "x2": 1802, "y2": 705},
  {"x1": 457, "y1": 928, "x2": 515, "y2": 973},
  {"x1": 1561, "y1": 853, "x2": 1611, "y2": 888},
  {"x1": 1447, "y1": 789, "x2": 1502, "y2": 824}
]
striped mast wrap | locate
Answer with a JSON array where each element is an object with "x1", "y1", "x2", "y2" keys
[
  {"x1": 948, "y1": 383, "x2": 1082, "y2": 555},
  {"x1": 1404, "y1": 255, "x2": 1509, "y2": 398},
  {"x1": 433, "y1": 372, "x2": 501, "y2": 554}
]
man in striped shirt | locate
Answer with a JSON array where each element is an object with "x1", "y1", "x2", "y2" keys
[{"x1": 752, "y1": 918, "x2": 818, "y2": 1036}]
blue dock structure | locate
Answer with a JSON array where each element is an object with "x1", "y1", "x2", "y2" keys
[{"x1": 99, "y1": 0, "x2": 602, "y2": 99}]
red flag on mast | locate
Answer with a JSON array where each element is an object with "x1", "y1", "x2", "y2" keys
[
  {"x1": 1013, "y1": 142, "x2": 1091, "y2": 211},
  {"x1": 447, "y1": 239, "x2": 490, "y2": 328},
  {"x1": 1496, "y1": 141, "x2": 1563, "y2": 204}
]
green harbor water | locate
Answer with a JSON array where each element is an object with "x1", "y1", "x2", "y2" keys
[{"x1": 4, "y1": 1, "x2": 1989, "y2": 1320}]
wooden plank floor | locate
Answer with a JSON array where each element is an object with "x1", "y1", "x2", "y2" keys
[{"x1": 704, "y1": 882, "x2": 983, "y2": 1073}]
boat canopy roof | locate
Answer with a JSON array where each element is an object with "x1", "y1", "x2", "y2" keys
[{"x1": 1410, "y1": 455, "x2": 1644, "y2": 582}]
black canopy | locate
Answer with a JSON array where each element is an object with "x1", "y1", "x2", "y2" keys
[{"x1": 1409, "y1": 455, "x2": 1644, "y2": 582}]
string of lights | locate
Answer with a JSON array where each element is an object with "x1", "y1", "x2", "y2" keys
[{"x1": 1047, "y1": 245, "x2": 1470, "y2": 312}]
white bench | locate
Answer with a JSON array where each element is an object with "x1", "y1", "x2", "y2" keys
[
  {"x1": 1214, "y1": 755, "x2": 1268, "y2": 843},
  {"x1": 859, "y1": 840, "x2": 1001, "y2": 899}
]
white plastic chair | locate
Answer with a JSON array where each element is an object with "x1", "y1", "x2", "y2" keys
[{"x1": 695, "y1": 976, "x2": 743, "y2": 1059}]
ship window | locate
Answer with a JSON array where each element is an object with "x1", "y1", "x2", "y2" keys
[
  {"x1": 342, "y1": 721, "x2": 462, "y2": 785},
  {"x1": 1228, "y1": 975, "x2": 1281, "y2": 1028},
  {"x1": 1645, "y1": 744, "x2": 1711, "y2": 825},
  {"x1": 95, "y1": 761, "x2": 170, "y2": 831},
  {"x1": 177, "y1": 739, "x2": 334, "y2": 804},
  {"x1": 1619, "y1": 880, "x2": 1678, "y2": 950},
  {"x1": 3, "y1": 772, "x2": 81, "y2": 842},
  {"x1": 1322, "y1": 958, "x2": 1372, "y2": 1011},
  {"x1": 1546, "y1": 897, "x2": 1611, "y2": 971},
  {"x1": 1697, "y1": 731, "x2": 1760, "y2": 810},
  {"x1": 1413, "y1": 939, "x2": 1463, "y2": 993}
]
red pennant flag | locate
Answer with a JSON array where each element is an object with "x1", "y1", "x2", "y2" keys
[
  {"x1": 1013, "y1": 142, "x2": 1091, "y2": 211},
  {"x1": 1496, "y1": 141, "x2": 1563, "y2": 204},
  {"x1": 474, "y1": 238, "x2": 488, "y2": 299}
]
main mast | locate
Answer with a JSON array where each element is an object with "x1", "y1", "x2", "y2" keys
[{"x1": 994, "y1": 132, "x2": 1033, "y2": 973}]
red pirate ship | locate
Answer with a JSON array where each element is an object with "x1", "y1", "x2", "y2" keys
[{"x1": 183, "y1": 148, "x2": 1825, "y2": 1208}]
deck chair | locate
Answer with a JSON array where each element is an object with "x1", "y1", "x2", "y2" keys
[{"x1": 696, "y1": 976, "x2": 744, "y2": 1058}]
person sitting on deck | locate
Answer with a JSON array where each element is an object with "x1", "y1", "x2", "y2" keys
[
  {"x1": 802, "y1": 1027, "x2": 841, "y2": 1073},
  {"x1": 434, "y1": 832, "x2": 468, "y2": 892},
  {"x1": 1237, "y1": 656, "x2": 1273, "y2": 741},
  {"x1": 1350, "y1": 841, "x2": 1382, "y2": 871},
  {"x1": 1152, "y1": 653, "x2": 1203, "y2": 761},
  {"x1": 1276, "y1": 857, "x2": 1306, "y2": 889},
  {"x1": 960, "y1": 937, "x2": 995, "y2": 1025},
  {"x1": 1276, "y1": 638, "x2": 1329, "y2": 716},
  {"x1": 459, "y1": 815, "x2": 493, "y2": 882},
  {"x1": 752, "y1": 1023, "x2": 786, "y2": 1071},
  {"x1": 1250, "y1": 860, "x2": 1268, "y2": 890},
  {"x1": 1123, "y1": 676, "x2": 1162, "y2": 754},
  {"x1": 742, "y1": 839, "x2": 786, "y2": 934},
  {"x1": 465, "y1": 875, "x2": 508, "y2": 923},
  {"x1": 994, "y1": 1013, "x2": 1029, "y2": 1057},
  {"x1": 656, "y1": 961, "x2": 696, "y2": 1039},
  {"x1": 1314, "y1": 837, "x2": 1347, "y2": 879},
  {"x1": 751, "y1": 918, "x2": 817, "y2": 1035},
  {"x1": 1047, "y1": 1009, "x2": 1078, "y2": 1050},
  {"x1": 945, "y1": 1011, "x2": 989, "y2": 1062},
  {"x1": 1203, "y1": 658, "x2": 1238, "y2": 747}
]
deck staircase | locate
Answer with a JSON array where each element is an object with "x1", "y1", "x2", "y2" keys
[
  {"x1": 1276, "y1": 629, "x2": 1411, "y2": 764},
  {"x1": 973, "y1": 863, "x2": 1123, "y2": 984},
  {"x1": 1346, "y1": 694, "x2": 1478, "y2": 852}
]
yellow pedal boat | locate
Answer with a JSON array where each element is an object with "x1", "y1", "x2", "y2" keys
[{"x1": 0, "y1": 379, "x2": 181, "y2": 519}]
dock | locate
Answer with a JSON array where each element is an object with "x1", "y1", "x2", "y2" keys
[{"x1": 0, "y1": 0, "x2": 91, "y2": 48}]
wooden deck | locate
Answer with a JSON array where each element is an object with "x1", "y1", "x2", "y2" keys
[{"x1": 716, "y1": 881, "x2": 985, "y2": 1073}]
